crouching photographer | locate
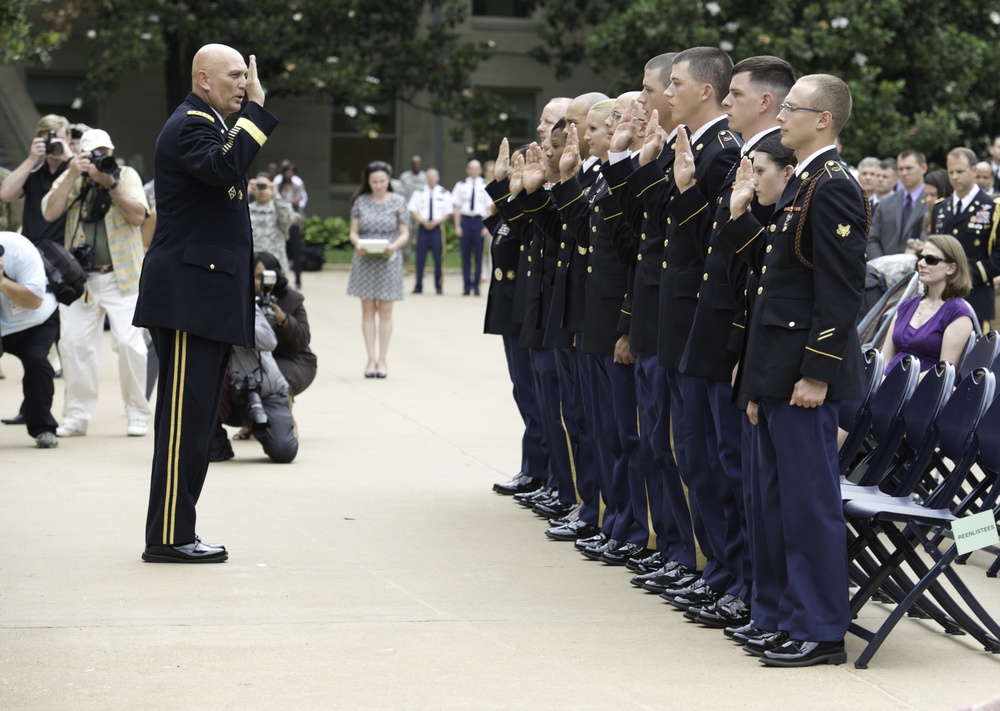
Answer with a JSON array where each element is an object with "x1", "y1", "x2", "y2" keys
[
  {"x1": 212, "y1": 299, "x2": 299, "y2": 463},
  {"x1": 254, "y1": 251, "x2": 317, "y2": 398}
]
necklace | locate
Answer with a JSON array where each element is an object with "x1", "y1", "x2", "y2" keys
[{"x1": 913, "y1": 296, "x2": 944, "y2": 325}]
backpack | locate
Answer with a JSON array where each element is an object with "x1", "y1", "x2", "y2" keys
[{"x1": 35, "y1": 240, "x2": 87, "y2": 305}]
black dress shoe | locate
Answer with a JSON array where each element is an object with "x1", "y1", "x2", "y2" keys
[
  {"x1": 532, "y1": 499, "x2": 576, "y2": 519},
  {"x1": 581, "y1": 538, "x2": 617, "y2": 561},
  {"x1": 636, "y1": 563, "x2": 697, "y2": 593},
  {"x1": 601, "y1": 542, "x2": 649, "y2": 565},
  {"x1": 2, "y1": 412, "x2": 26, "y2": 425},
  {"x1": 574, "y1": 532, "x2": 606, "y2": 550},
  {"x1": 760, "y1": 639, "x2": 847, "y2": 667},
  {"x1": 672, "y1": 583, "x2": 721, "y2": 613},
  {"x1": 142, "y1": 540, "x2": 228, "y2": 563},
  {"x1": 514, "y1": 486, "x2": 555, "y2": 507},
  {"x1": 548, "y1": 515, "x2": 572, "y2": 527},
  {"x1": 627, "y1": 550, "x2": 663, "y2": 573},
  {"x1": 726, "y1": 620, "x2": 760, "y2": 641},
  {"x1": 743, "y1": 630, "x2": 788, "y2": 657},
  {"x1": 697, "y1": 594, "x2": 751, "y2": 629},
  {"x1": 493, "y1": 473, "x2": 542, "y2": 496},
  {"x1": 657, "y1": 573, "x2": 703, "y2": 600},
  {"x1": 545, "y1": 519, "x2": 600, "y2": 541}
]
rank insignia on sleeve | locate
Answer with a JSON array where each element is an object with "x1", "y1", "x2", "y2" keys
[
  {"x1": 228, "y1": 186, "x2": 236, "y2": 200},
  {"x1": 238, "y1": 190, "x2": 244, "y2": 201},
  {"x1": 836, "y1": 223, "x2": 851, "y2": 238}
]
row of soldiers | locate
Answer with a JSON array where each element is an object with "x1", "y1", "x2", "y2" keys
[{"x1": 483, "y1": 48, "x2": 870, "y2": 668}]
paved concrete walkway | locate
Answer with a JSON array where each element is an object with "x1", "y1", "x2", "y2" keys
[{"x1": 1, "y1": 268, "x2": 999, "y2": 710}]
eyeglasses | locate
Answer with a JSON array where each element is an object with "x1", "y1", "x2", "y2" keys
[
  {"x1": 779, "y1": 102, "x2": 827, "y2": 115},
  {"x1": 916, "y1": 253, "x2": 953, "y2": 266},
  {"x1": 609, "y1": 110, "x2": 623, "y2": 121}
]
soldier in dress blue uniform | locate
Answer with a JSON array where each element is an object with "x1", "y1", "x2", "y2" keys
[
  {"x1": 133, "y1": 44, "x2": 279, "y2": 563},
  {"x1": 931, "y1": 147, "x2": 1000, "y2": 330},
  {"x1": 719, "y1": 74, "x2": 868, "y2": 667}
]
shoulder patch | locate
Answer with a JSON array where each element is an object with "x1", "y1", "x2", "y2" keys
[{"x1": 187, "y1": 110, "x2": 216, "y2": 123}]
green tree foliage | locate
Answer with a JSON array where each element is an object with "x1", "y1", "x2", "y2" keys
[
  {"x1": 17, "y1": 0, "x2": 512, "y2": 156},
  {"x1": 527, "y1": 0, "x2": 1000, "y2": 165},
  {"x1": 1, "y1": 0, "x2": 62, "y2": 64}
]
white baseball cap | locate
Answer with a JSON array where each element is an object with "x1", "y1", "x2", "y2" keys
[{"x1": 79, "y1": 128, "x2": 115, "y2": 153}]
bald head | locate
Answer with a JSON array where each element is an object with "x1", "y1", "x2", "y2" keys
[
  {"x1": 537, "y1": 97, "x2": 571, "y2": 143},
  {"x1": 565, "y1": 92, "x2": 610, "y2": 159},
  {"x1": 191, "y1": 43, "x2": 248, "y2": 118}
]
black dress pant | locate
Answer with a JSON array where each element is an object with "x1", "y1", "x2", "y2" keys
[
  {"x1": 145, "y1": 327, "x2": 230, "y2": 546},
  {"x1": 1, "y1": 311, "x2": 59, "y2": 437}
]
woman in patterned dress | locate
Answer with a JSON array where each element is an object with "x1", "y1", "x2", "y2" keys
[{"x1": 347, "y1": 161, "x2": 410, "y2": 378}]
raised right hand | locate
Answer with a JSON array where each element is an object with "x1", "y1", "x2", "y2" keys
[
  {"x1": 494, "y1": 138, "x2": 511, "y2": 181},
  {"x1": 246, "y1": 54, "x2": 265, "y2": 106},
  {"x1": 729, "y1": 156, "x2": 755, "y2": 218}
]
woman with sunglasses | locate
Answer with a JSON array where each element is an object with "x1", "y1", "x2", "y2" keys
[
  {"x1": 882, "y1": 234, "x2": 975, "y2": 376},
  {"x1": 346, "y1": 161, "x2": 410, "y2": 378}
]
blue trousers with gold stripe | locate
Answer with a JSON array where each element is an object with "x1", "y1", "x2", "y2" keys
[{"x1": 145, "y1": 327, "x2": 231, "y2": 546}]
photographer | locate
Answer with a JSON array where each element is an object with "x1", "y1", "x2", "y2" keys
[
  {"x1": 40, "y1": 128, "x2": 151, "y2": 438},
  {"x1": 213, "y1": 296, "x2": 299, "y2": 464},
  {"x1": 249, "y1": 174, "x2": 297, "y2": 274},
  {"x1": 0, "y1": 232, "x2": 60, "y2": 448},
  {"x1": 0, "y1": 115, "x2": 75, "y2": 245},
  {"x1": 254, "y1": 251, "x2": 317, "y2": 398}
]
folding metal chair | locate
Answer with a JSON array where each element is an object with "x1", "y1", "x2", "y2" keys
[
  {"x1": 858, "y1": 272, "x2": 920, "y2": 351},
  {"x1": 957, "y1": 330, "x2": 1000, "y2": 380},
  {"x1": 838, "y1": 348, "x2": 885, "y2": 473},
  {"x1": 844, "y1": 369, "x2": 999, "y2": 668}
]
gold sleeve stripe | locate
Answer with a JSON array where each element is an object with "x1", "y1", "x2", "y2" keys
[
  {"x1": 819, "y1": 327, "x2": 836, "y2": 336},
  {"x1": 636, "y1": 177, "x2": 666, "y2": 197},
  {"x1": 235, "y1": 117, "x2": 267, "y2": 146},
  {"x1": 977, "y1": 260, "x2": 989, "y2": 284},
  {"x1": 806, "y1": 346, "x2": 842, "y2": 361},
  {"x1": 508, "y1": 213, "x2": 525, "y2": 222},
  {"x1": 493, "y1": 193, "x2": 511, "y2": 203},
  {"x1": 817, "y1": 333, "x2": 833, "y2": 341},
  {"x1": 610, "y1": 180, "x2": 628, "y2": 191},
  {"x1": 524, "y1": 197, "x2": 551, "y2": 213},
  {"x1": 604, "y1": 211, "x2": 623, "y2": 221},
  {"x1": 736, "y1": 227, "x2": 764, "y2": 254},
  {"x1": 558, "y1": 192, "x2": 584, "y2": 209},
  {"x1": 733, "y1": 322, "x2": 744, "y2": 329},
  {"x1": 678, "y1": 202, "x2": 709, "y2": 227},
  {"x1": 621, "y1": 309, "x2": 631, "y2": 315}
]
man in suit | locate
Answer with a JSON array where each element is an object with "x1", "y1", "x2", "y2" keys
[
  {"x1": 133, "y1": 43, "x2": 279, "y2": 563},
  {"x1": 931, "y1": 147, "x2": 1000, "y2": 330},
  {"x1": 720, "y1": 74, "x2": 868, "y2": 667},
  {"x1": 865, "y1": 149, "x2": 928, "y2": 259},
  {"x1": 974, "y1": 161, "x2": 996, "y2": 197}
]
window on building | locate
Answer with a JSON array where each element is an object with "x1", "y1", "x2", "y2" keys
[
  {"x1": 330, "y1": 97, "x2": 397, "y2": 186},
  {"x1": 491, "y1": 90, "x2": 536, "y2": 148},
  {"x1": 472, "y1": 1, "x2": 532, "y2": 18},
  {"x1": 26, "y1": 74, "x2": 95, "y2": 127}
]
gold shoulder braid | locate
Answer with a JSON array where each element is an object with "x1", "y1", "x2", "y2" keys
[{"x1": 793, "y1": 169, "x2": 872, "y2": 270}]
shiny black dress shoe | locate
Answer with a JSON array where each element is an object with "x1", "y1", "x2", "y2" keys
[
  {"x1": 673, "y1": 582, "x2": 721, "y2": 613},
  {"x1": 601, "y1": 542, "x2": 649, "y2": 566},
  {"x1": 493, "y1": 473, "x2": 542, "y2": 496},
  {"x1": 142, "y1": 539, "x2": 228, "y2": 563},
  {"x1": 743, "y1": 630, "x2": 788, "y2": 657},
  {"x1": 726, "y1": 620, "x2": 760, "y2": 641},
  {"x1": 760, "y1": 639, "x2": 847, "y2": 667},
  {"x1": 694, "y1": 593, "x2": 750, "y2": 627},
  {"x1": 546, "y1": 519, "x2": 600, "y2": 541},
  {"x1": 548, "y1": 514, "x2": 573, "y2": 527},
  {"x1": 581, "y1": 538, "x2": 617, "y2": 560},
  {"x1": 2, "y1": 412, "x2": 26, "y2": 425},
  {"x1": 574, "y1": 532, "x2": 606, "y2": 550},
  {"x1": 636, "y1": 563, "x2": 696, "y2": 593},
  {"x1": 514, "y1": 486, "x2": 555, "y2": 507},
  {"x1": 532, "y1": 499, "x2": 576, "y2": 519},
  {"x1": 658, "y1": 572, "x2": 703, "y2": 600},
  {"x1": 627, "y1": 550, "x2": 664, "y2": 573}
]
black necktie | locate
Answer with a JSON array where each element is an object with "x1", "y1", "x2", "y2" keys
[
  {"x1": 469, "y1": 180, "x2": 475, "y2": 213},
  {"x1": 428, "y1": 190, "x2": 434, "y2": 222},
  {"x1": 900, "y1": 193, "x2": 913, "y2": 240}
]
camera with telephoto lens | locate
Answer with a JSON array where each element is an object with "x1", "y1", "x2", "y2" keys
[
  {"x1": 256, "y1": 269, "x2": 278, "y2": 324},
  {"x1": 231, "y1": 374, "x2": 269, "y2": 435},
  {"x1": 88, "y1": 149, "x2": 118, "y2": 174},
  {"x1": 44, "y1": 129, "x2": 64, "y2": 156}
]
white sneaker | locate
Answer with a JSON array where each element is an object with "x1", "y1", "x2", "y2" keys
[
  {"x1": 55, "y1": 423, "x2": 85, "y2": 437},
  {"x1": 127, "y1": 420, "x2": 148, "y2": 436}
]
